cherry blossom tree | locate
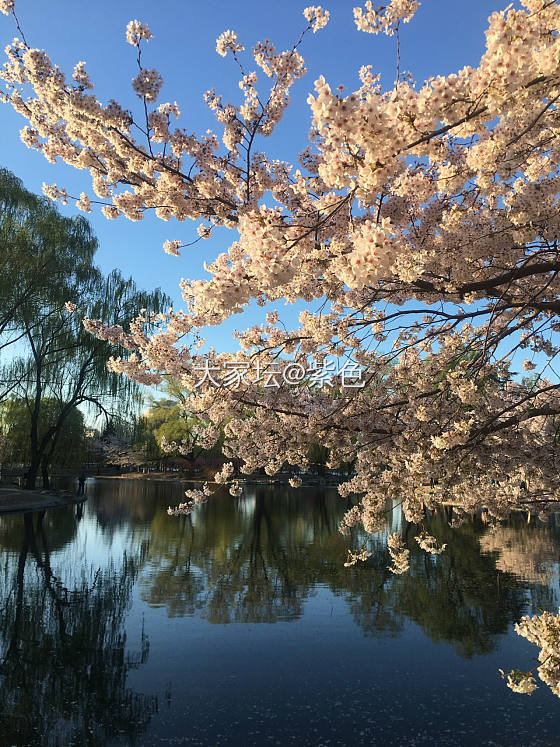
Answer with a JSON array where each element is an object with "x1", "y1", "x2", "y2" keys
[{"x1": 2, "y1": 0, "x2": 560, "y2": 695}]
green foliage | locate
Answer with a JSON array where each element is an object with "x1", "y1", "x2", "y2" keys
[
  {"x1": 0, "y1": 397, "x2": 85, "y2": 468},
  {"x1": 134, "y1": 398, "x2": 203, "y2": 464},
  {"x1": 0, "y1": 167, "x2": 97, "y2": 349},
  {"x1": 131, "y1": 379, "x2": 225, "y2": 467}
]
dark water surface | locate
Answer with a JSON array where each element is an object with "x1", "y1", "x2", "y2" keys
[{"x1": 1, "y1": 479, "x2": 560, "y2": 746}]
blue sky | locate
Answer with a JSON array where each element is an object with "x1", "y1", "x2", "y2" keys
[{"x1": 0, "y1": 0, "x2": 508, "y2": 351}]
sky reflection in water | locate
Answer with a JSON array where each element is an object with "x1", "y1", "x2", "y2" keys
[{"x1": 1, "y1": 478, "x2": 559, "y2": 746}]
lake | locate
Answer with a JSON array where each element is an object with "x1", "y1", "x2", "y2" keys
[{"x1": 1, "y1": 478, "x2": 559, "y2": 746}]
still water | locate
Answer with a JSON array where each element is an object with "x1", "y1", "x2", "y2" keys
[{"x1": 1, "y1": 479, "x2": 560, "y2": 746}]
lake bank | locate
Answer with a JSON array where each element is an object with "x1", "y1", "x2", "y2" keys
[
  {"x1": 93, "y1": 471, "x2": 345, "y2": 488},
  {"x1": 0, "y1": 485, "x2": 86, "y2": 514}
]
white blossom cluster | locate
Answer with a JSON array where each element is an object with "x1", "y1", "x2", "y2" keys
[
  {"x1": 500, "y1": 609, "x2": 560, "y2": 697},
  {"x1": 0, "y1": 0, "x2": 14, "y2": 17},
  {"x1": 126, "y1": 20, "x2": 153, "y2": 47},
  {"x1": 514, "y1": 609, "x2": 560, "y2": 697},
  {"x1": 344, "y1": 544, "x2": 372, "y2": 567},
  {"x1": 167, "y1": 482, "x2": 214, "y2": 516},
  {"x1": 387, "y1": 532, "x2": 410, "y2": 574},
  {"x1": 354, "y1": 0, "x2": 420, "y2": 36},
  {"x1": 303, "y1": 6, "x2": 330, "y2": 33},
  {"x1": 414, "y1": 531, "x2": 447, "y2": 555},
  {"x1": 216, "y1": 30, "x2": 244, "y2": 58}
]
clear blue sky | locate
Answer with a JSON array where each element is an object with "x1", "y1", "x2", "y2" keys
[{"x1": 0, "y1": 0, "x2": 507, "y2": 350}]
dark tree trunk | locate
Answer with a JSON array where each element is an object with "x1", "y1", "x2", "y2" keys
[
  {"x1": 41, "y1": 459, "x2": 50, "y2": 489},
  {"x1": 25, "y1": 457, "x2": 40, "y2": 490}
]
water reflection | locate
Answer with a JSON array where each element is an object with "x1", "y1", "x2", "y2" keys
[
  {"x1": 0, "y1": 480, "x2": 559, "y2": 745},
  {"x1": 0, "y1": 510, "x2": 156, "y2": 746},
  {"x1": 143, "y1": 489, "x2": 339, "y2": 623},
  {"x1": 479, "y1": 522, "x2": 559, "y2": 584},
  {"x1": 77, "y1": 480, "x2": 560, "y2": 641},
  {"x1": 391, "y1": 513, "x2": 557, "y2": 657},
  {"x1": 133, "y1": 491, "x2": 558, "y2": 657}
]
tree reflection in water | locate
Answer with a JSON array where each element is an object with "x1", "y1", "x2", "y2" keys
[
  {"x1": 479, "y1": 522, "x2": 559, "y2": 585},
  {"x1": 0, "y1": 510, "x2": 156, "y2": 746},
  {"x1": 1, "y1": 481, "x2": 559, "y2": 745},
  {"x1": 139, "y1": 486, "x2": 559, "y2": 656}
]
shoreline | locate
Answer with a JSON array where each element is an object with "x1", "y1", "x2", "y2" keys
[
  {"x1": 92, "y1": 473, "x2": 345, "y2": 488},
  {"x1": 0, "y1": 486, "x2": 87, "y2": 515}
]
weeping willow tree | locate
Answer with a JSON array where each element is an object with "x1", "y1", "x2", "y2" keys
[
  {"x1": 0, "y1": 168, "x2": 99, "y2": 400},
  {"x1": 0, "y1": 168, "x2": 169, "y2": 488},
  {"x1": 9, "y1": 269, "x2": 168, "y2": 488}
]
